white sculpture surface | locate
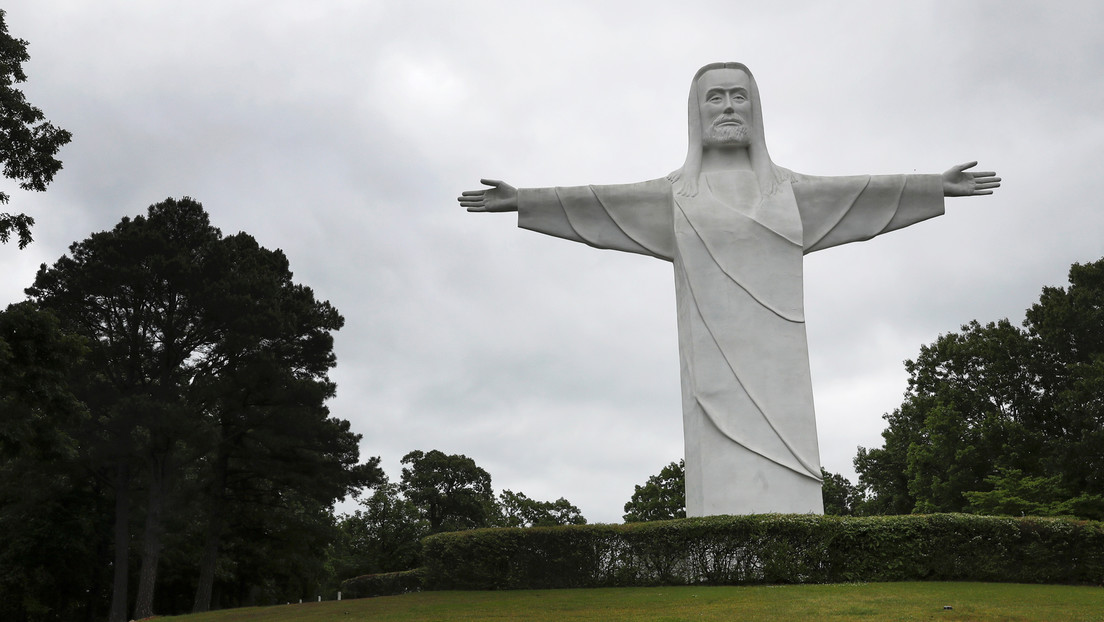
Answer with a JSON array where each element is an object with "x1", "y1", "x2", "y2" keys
[{"x1": 459, "y1": 63, "x2": 999, "y2": 517}]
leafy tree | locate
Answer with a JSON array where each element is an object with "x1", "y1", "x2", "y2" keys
[
  {"x1": 0, "y1": 302, "x2": 86, "y2": 458},
  {"x1": 963, "y1": 468, "x2": 1104, "y2": 518},
  {"x1": 329, "y1": 463, "x2": 587, "y2": 587},
  {"x1": 400, "y1": 450, "x2": 495, "y2": 533},
  {"x1": 332, "y1": 480, "x2": 428, "y2": 578},
  {"x1": 0, "y1": 10, "x2": 71, "y2": 248},
  {"x1": 855, "y1": 258, "x2": 1104, "y2": 519},
  {"x1": 820, "y1": 468, "x2": 863, "y2": 516},
  {"x1": 0, "y1": 302, "x2": 104, "y2": 622},
  {"x1": 496, "y1": 489, "x2": 586, "y2": 528},
  {"x1": 623, "y1": 460, "x2": 686, "y2": 522},
  {"x1": 855, "y1": 319, "x2": 1042, "y2": 514},
  {"x1": 1024, "y1": 259, "x2": 1104, "y2": 499},
  {"x1": 853, "y1": 407, "x2": 920, "y2": 515},
  {"x1": 209, "y1": 492, "x2": 347, "y2": 608}
]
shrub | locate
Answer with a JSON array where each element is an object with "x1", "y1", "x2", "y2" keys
[
  {"x1": 420, "y1": 514, "x2": 1104, "y2": 590},
  {"x1": 340, "y1": 568, "x2": 425, "y2": 598}
]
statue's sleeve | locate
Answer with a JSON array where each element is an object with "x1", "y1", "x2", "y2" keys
[
  {"x1": 517, "y1": 178, "x2": 675, "y2": 262},
  {"x1": 792, "y1": 174, "x2": 944, "y2": 254}
]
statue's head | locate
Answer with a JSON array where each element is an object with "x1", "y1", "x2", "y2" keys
[
  {"x1": 671, "y1": 62, "x2": 782, "y2": 197},
  {"x1": 696, "y1": 64, "x2": 754, "y2": 149}
]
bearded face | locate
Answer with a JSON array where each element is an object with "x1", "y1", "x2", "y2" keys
[
  {"x1": 698, "y1": 68, "x2": 753, "y2": 148},
  {"x1": 703, "y1": 121, "x2": 750, "y2": 147}
]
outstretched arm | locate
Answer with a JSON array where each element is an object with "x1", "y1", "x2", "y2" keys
[
  {"x1": 943, "y1": 161, "x2": 1001, "y2": 197},
  {"x1": 457, "y1": 179, "x2": 518, "y2": 212}
]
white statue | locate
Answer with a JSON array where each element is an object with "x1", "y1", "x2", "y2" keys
[{"x1": 459, "y1": 62, "x2": 999, "y2": 517}]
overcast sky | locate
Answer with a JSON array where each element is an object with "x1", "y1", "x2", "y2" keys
[{"x1": 2, "y1": 1, "x2": 1102, "y2": 523}]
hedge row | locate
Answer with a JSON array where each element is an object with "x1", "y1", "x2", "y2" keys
[
  {"x1": 420, "y1": 514, "x2": 1104, "y2": 590},
  {"x1": 341, "y1": 568, "x2": 425, "y2": 598}
]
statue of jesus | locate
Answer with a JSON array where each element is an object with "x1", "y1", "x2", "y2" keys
[{"x1": 458, "y1": 62, "x2": 999, "y2": 517}]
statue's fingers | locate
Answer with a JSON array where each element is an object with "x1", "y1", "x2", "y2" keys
[
  {"x1": 479, "y1": 178, "x2": 504, "y2": 187},
  {"x1": 975, "y1": 182, "x2": 1001, "y2": 189},
  {"x1": 970, "y1": 171, "x2": 997, "y2": 178},
  {"x1": 460, "y1": 190, "x2": 487, "y2": 197},
  {"x1": 956, "y1": 160, "x2": 979, "y2": 172}
]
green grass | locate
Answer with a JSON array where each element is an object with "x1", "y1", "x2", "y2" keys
[{"x1": 164, "y1": 582, "x2": 1104, "y2": 621}]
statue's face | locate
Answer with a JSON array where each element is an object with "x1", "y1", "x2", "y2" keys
[{"x1": 698, "y1": 68, "x2": 752, "y2": 148}]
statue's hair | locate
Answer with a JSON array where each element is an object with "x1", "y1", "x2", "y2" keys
[{"x1": 668, "y1": 62, "x2": 790, "y2": 197}]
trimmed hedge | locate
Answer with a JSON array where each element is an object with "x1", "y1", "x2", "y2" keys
[
  {"x1": 340, "y1": 568, "x2": 425, "y2": 598},
  {"x1": 421, "y1": 514, "x2": 1104, "y2": 590}
]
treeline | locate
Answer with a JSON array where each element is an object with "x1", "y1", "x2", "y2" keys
[
  {"x1": 0, "y1": 199, "x2": 379, "y2": 622},
  {"x1": 330, "y1": 449, "x2": 587, "y2": 580}
]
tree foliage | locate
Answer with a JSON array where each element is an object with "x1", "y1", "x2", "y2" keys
[
  {"x1": 821, "y1": 468, "x2": 863, "y2": 516},
  {"x1": 27, "y1": 198, "x2": 227, "y2": 620},
  {"x1": 855, "y1": 258, "x2": 1104, "y2": 519},
  {"x1": 332, "y1": 451, "x2": 589, "y2": 583},
  {"x1": 8, "y1": 198, "x2": 376, "y2": 620},
  {"x1": 497, "y1": 489, "x2": 586, "y2": 528},
  {"x1": 400, "y1": 449, "x2": 495, "y2": 533},
  {"x1": 0, "y1": 10, "x2": 71, "y2": 248},
  {"x1": 623, "y1": 460, "x2": 686, "y2": 522},
  {"x1": 332, "y1": 480, "x2": 428, "y2": 578},
  {"x1": 0, "y1": 303, "x2": 102, "y2": 622}
]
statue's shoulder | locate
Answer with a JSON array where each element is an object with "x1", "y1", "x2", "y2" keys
[
  {"x1": 588, "y1": 176, "x2": 673, "y2": 195},
  {"x1": 775, "y1": 166, "x2": 804, "y2": 184},
  {"x1": 572, "y1": 177, "x2": 673, "y2": 212},
  {"x1": 626, "y1": 176, "x2": 673, "y2": 188},
  {"x1": 634, "y1": 176, "x2": 675, "y2": 200}
]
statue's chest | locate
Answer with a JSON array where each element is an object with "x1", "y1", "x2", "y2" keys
[
  {"x1": 669, "y1": 174, "x2": 807, "y2": 319},
  {"x1": 673, "y1": 175, "x2": 803, "y2": 250}
]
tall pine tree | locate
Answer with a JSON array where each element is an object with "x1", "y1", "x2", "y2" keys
[{"x1": 26, "y1": 198, "x2": 375, "y2": 618}]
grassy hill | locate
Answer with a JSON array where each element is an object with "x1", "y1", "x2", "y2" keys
[{"x1": 165, "y1": 582, "x2": 1104, "y2": 621}]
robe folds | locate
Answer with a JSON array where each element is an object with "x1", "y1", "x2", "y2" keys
[{"x1": 518, "y1": 170, "x2": 944, "y2": 516}]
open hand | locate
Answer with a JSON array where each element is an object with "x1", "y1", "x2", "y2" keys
[
  {"x1": 943, "y1": 162, "x2": 1001, "y2": 197},
  {"x1": 458, "y1": 179, "x2": 519, "y2": 212}
]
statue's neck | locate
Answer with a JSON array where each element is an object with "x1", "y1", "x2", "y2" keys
[{"x1": 700, "y1": 146, "x2": 752, "y2": 173}]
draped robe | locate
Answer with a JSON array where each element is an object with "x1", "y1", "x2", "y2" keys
[{"x1": 518, "y1": 170, "x2": 944, "y2": 516}]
